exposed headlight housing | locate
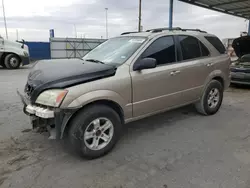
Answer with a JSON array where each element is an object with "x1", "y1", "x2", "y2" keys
[{"x1": 35, "y1": 89, "x2": 68, "y2": 107}]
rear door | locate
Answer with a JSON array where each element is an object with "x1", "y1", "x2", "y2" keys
[
  {"x1": 174, "y1": 35, "x2": 212, "y2": 103},
  {"x1": 204, "y1": 36, "x2": 230, "y2": 83}
]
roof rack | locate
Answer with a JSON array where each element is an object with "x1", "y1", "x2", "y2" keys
[
  {"x1": 121, "y1": 32, "x2": 140, "y2": 35},
  {"x1": 181, "y1": 28, "x2": 207, "y2": 33},
  {"x1": 146, "y1": 27, "x2": 182, "y2": 33},
  {"x1": 146, "y1": 27, "x2": 207, "y2": 33}
]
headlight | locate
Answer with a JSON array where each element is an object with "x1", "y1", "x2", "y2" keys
[
  {"x1": 35, "y1": 89, "x2": 68, "y2": 107},
  {"x1": 23, "y1": 51, "x2": 29, "y2": 57}
]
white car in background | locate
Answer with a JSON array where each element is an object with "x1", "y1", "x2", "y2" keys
[{"x1": 0, "y1": 37, "x2": 30, "y2": 69}]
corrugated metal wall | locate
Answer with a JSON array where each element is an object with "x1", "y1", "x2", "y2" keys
[
  {"x1": 50, "y1": 38, "x2": 106, "y2": 59},
  {"x1": 25, "y1": 42, "x2": 51, "y2": 60},
  {"x1": 25, "y1": 38, "x2": 106, "y2": 60}
]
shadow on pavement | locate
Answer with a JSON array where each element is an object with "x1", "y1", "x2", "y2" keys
[{"x1": 230, "y1": 83, "x2": 250, "y2": 90}]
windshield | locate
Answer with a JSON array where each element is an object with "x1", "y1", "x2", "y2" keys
[{"x1": 83, "y1": 36, "x2": 147, "y2": 65}]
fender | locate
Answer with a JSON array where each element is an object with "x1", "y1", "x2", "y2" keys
[
  {"x1": 67, "y1": 90, "x2": 128, "y2": 110},
  {"x1": 4, "y1": 47, "x2": 26, "y2": 57},
  {"x1": 202, "y1": 69, "x2": 228, "y2": 94}
]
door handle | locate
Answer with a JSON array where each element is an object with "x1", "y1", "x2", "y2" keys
[{"x1": 170, "y1": 70, "x2": 181, "y2": 76}]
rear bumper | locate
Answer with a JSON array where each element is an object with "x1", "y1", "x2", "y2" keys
[
  {"x1": 17, "y1": 90, "x2": 77, "y2": 139},
  {"x1": 230, "y1": 72, "x2": 250, "y2": 85}
]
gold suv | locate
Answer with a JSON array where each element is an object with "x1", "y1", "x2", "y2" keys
[{"x1": 19, "y1": 28, "x2": 231, "y2": 159}]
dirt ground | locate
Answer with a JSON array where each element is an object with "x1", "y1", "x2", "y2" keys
[{"x1": 1, "y1": 66, "x2": 250, "y2": 188}]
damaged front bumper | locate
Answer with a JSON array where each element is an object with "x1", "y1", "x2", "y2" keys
[
  {"x1": 20, "y1": 55, "x2": 30, "y2": 66},
  {"x1": 26, "y1": 104, "x2": 55, "y2": 119},
  {"x1": 17, "y1": 90, "x2": 78, "y2": 139}
]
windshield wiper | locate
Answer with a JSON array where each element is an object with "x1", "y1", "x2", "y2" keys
[{"x1": 84, "y1": 59, "x2": 105, "y2": 64}]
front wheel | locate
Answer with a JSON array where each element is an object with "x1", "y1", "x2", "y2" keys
[
  {"x1": 68, "y1": 105, "x2": 122, "y2": 159},
  {"x1": 195, "y1": 80, "x2": 223, "y2": 115},
  {"x1": 4, "y1": 54, "x2": 21, "y2": 69}
]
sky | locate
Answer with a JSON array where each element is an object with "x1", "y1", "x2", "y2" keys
[{"x1": 0, "y1": 0, "x2": 247, "y2": 41}]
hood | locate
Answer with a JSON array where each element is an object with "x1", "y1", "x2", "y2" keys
[
  {"x1": 4, "y1": 39, "x2": 23, "y2": 48},
  {"x1": 26, "y1": 59, "x2": 116, "y2": 103},
  {"x1": 4, "y1": 39, "x2": 29, "y2": 53},
  {"x1": 232, "y1": 36, "x2": 250, "y2": 58}
]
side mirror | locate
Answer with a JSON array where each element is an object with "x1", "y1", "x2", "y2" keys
[
  {"x1": 133, "y1": 58, "x2": 157, "y2": 71},
  {"x1": 21, "y1": 39, "x2": 25, "y2": 49}
]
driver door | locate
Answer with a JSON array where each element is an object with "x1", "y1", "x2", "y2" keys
[{"x1": 131, "y1": 36, "x2": 185, "y2": 117}]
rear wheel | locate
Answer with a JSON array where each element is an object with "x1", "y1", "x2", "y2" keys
[
  {"x1": 195, "y1": 80, "x2": 223, "y2": 115},
  {"x1": 68, "y1": 105, "x2": 122, "y2": 159},
  {"x1": 4, "y1": 54, "x2": 21, "y2": 69}
]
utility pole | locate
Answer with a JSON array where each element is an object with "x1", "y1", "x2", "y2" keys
[
  {"x1": 169, "y1": 0, "x2": 173, "y2": 29},
  {"x1": 105, "y1": 8, "x2": 108, "y2": 39},
  {"x1": 2, "y1": 0, "x2": 8, "y2": 39},
  {"x1": 138, "y1": 0, "x2": 142, "y2": 32}
]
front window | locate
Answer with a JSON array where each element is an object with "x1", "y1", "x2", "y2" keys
[
  {"x1": 141, "y1": 36, "x2": 176, "y2": 65},
  {"x1": 83, "y1": 36, "x2": 146, "y2": 65}
]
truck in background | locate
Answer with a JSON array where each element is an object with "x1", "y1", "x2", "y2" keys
[{"x1": 0, "y1": 37, "x2": 30, "y2": 69}]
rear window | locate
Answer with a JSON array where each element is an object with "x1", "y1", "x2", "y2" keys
[{"x1": 205, "y1": 36, "x2": 226, "y2": 54}]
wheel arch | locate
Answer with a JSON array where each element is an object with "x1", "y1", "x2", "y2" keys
[
  {"x1": 204, "y1": 70, "x2": 228, "y2": 91},
  {"x1": 60, "y1": 99, "x2": 124, "y2": 139},
  {"x1": 212, "y1": 76, "x2": 224, "y2": 89}
]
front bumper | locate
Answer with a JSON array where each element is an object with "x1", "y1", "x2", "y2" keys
[
  {"x1": 26, "y1": 104, "x2": 54, "y2": 118},
  {"x1": 17, "y1": 90, "x2": 77, "y2": 139},
  {"x1": 230, "y1": 72, "x2": 250, "y2": 85},
  {"x1": 20, "y1": 55, "x2": 30, "y2": 66}
]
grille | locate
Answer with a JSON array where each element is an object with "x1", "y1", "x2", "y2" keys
[
  {"x1": 25, "y1": 83, "x2": 34, "y2": 97},
  {"x1": 231, "y1": 77, "x2": 250, "y2": 83},
  {"x1": 231, "y1": 67, "x2": 250, "y2": 73}
]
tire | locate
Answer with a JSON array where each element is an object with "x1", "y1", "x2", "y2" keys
[
  {"x1": 0, "y1": 63, "x2": 6, "y2": 68},
  {"x1": 195, "y1": 80, "x2": 223, "y2": 115},
  {"x1": 4, "y1": 54, "x2": 21, "y2": 69},
  {"x1": 68, "y1": 105, "x2": 122, "y2": 159}
]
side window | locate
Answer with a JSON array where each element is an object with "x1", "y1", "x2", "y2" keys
[
  {"x1": 204, "y1": 36, "x2": 226, "y2": 54},
  {"x1": 179, "y1": 35, "x2": 201, "y2": 60},
  {"x1": 142, "y1": 36, "x2": 176, "y2": 65},
  {"x1": 200, "y1": 42, "x2": 210, "y2": 56}
]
